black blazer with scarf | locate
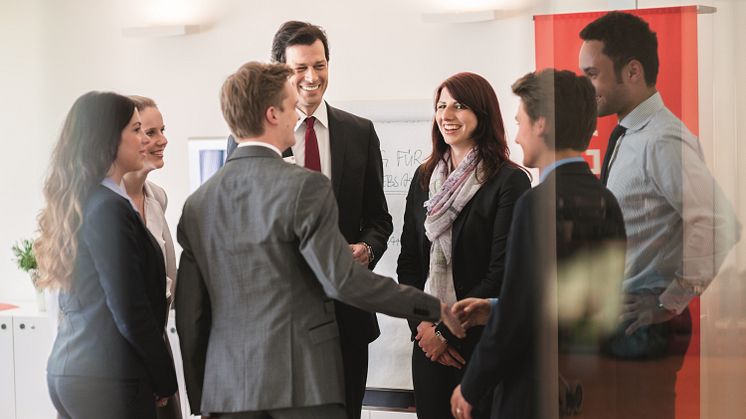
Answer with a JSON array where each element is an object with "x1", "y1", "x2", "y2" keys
[{"x1": 397, "y1": 162, "x2": 531, "y2": 349}]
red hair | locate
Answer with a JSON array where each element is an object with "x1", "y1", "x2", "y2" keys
[{"x1": 420, "y1": 72, "x2": 522, "y2": 189}]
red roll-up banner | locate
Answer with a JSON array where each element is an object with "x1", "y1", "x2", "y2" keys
[{"x1": 534, "y1": 7, "x2": 700, "y2": 419}]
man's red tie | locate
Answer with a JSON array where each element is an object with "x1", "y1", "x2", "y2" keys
[{"x1": 304, "y1": 116, "x2": 321, "y2": 172}]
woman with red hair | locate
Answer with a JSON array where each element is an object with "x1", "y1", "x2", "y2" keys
[{"x1": 398, "y1": 72, "x2": 530, "y2": 418}]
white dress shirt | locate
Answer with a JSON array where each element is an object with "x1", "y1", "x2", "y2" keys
[
  {"x1": 236, "y1": 140, "x2": 282, "y2": 157},
  {"x1": 292, "y1": 102, "x2": 332, "y2": 179}
]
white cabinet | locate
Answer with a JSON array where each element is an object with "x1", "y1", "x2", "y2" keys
[
  {"x1": 0, "y1": 304, "x2": 421, "y2": 419},
  {"x1": 12, "y1": 313, "x2": 56, "y2": 419},
  {"x1": 0, "y1": 304, "x2": 198, "y2": 419},
  {"x1": 0, "y1": 315, "x2": 16, "y2": 419}
]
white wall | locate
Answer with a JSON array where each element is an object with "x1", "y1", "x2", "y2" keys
[
  {"x1": 1, "y1": 0, "x2": 541, "y2": 300},
  {"x1": 1, "y1": 0, "x2": 48, "y2": 300},
  {"x1": 0, "y1": 0, "x2": 741, "y2": 300}
]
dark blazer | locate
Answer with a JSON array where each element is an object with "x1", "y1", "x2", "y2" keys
[
  {"x1": 460, "y1": 162, "x2": 627, "y2": 419},
  {"x1": 227, "y1": 103, "x2": 393, "y2": 345},
  {"x1": 47, "y1": 185, "x2": 178, "y2": 398},
  {"x1": 397, "y1": 163, "x2": 531, "y2": 347}
]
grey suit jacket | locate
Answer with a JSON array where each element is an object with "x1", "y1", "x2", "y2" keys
[
  {"x1": 175, "y1": 145, "x2": 440, "y2": 415},
  {"x1": 227, "y1": 103, "x2": 393, "y2": 345}
]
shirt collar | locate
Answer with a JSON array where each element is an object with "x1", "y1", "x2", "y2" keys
[
  {"x1": 236, "y1": 140, "x2": 282, "y2": 157},
  {"x1": 619, "y1": 91, "x2": 664, "y2": 132},
  {"x1": 101, "y1": 177, "x2": 138, "y2": 212},
  {"x1": 540, "y1": 156, "x2": 586, "y2": 183},
  {"x1": 295, "y1": 101, "x2": 329, "y2": 130}
]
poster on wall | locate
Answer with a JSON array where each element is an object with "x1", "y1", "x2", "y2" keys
[{"x1": 187, "y1": 137, "x2": 228, "y2": 192}]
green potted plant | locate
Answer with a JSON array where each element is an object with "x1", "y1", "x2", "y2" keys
[{"x1": 11, "y1": 239, "x2": 45, "y2": 311}]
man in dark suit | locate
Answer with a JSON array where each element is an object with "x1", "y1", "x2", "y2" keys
[
  {"x1": 449, "y1": 69, "x2": 627, "y2": 419},
  {"x1": 226, "y1": 21, "x2": 392, "y2": 419},
  {"x1": 177, "y1": 61, "x2": 463, "y2": 419}
]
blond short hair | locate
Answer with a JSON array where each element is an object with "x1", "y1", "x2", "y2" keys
[
  {"x1": 220, "y1": 61, "x2": 292, "y2": 139},
  {"x1": 128, "y1": 95, "x2": 157, "y2": 111}
]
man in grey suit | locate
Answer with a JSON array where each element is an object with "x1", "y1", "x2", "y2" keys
[{"x1": 175, "y1": 61, "x2": 463, "y2": 419}]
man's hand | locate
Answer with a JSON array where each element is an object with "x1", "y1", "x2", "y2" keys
[
  {"x1": 435, "y1": 346, "x2": 466, "y2": 369},
  {"x1": 415, "y1": 321, "x2": 447, "y2": 361},
  {"x1": 620, "y1": 293, "x2": 677, "y2": 335},
  {"x1": 450, "y1": 385, "x2": 473, "y2": 419},
  {"x1": 440, "y1": 302, "x2": 466, "y2": 338},
  {"x1": 452, "y1": 298, "x2": 492, "y2": 328},
  {"x1": 349, "y1": 243, "x2": 370, "y2": 265}
]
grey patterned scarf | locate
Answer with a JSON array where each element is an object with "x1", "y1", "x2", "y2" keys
[{"x1": 423, "y1": 148, "x2": 482, "y2": 305}]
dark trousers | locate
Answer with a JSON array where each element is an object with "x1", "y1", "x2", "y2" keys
[
  {"x1": 158, "y1": 331, "x2": 182, "y2": 419},
  {"x1": 48, "y1": 374, "x2": 157, "y2": 419},
  {"x1": 213, "y1": 404, "x2": 346, "y2": 419},
  {"x1": 411, "y1": 342, "x2": 490, "y2": 419},
  {"x1": 340, "y1": 339, "x2": 368, "y2": 419}
]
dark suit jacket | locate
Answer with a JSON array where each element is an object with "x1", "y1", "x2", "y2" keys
[
  {"x1": 397, "y1": 163, "x2": 531, "y2": 349},
  {"x1": 460, "y1": 162, "x2": 627, "y2": 419},
  {"x1": 227, "y1": 103, "x2": 393, "y2": 345},
  {"x1": 47, "y1": 185, "x2": 177, "y2": 397}
]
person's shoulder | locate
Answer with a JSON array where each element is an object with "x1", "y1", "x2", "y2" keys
[
  {"x1": 291, "y1": 169, "x2": 334, "y2": 210},
  {"x1": 145, "y1": 180, "x2": 168, "y2": 209},
  {"x1": 406, "y1": 164, "x2": 428, "y2": 194},
  {"x1": 86, "y1": 185, "x2": 125, "y2": 211},
  {"x1": 510, "y1": 184, "x2": 540, "y2": 221},
  {"x1": 501, "y1": 163, "x2": 531, "y2": 183},
  {"x1": 327, "y1": 103, "x2": 372, "y2": 127},
  {"x1": 485, "y1": 163, "x2": 531, "y2": 191},
  {"x1": 645, "y1": 105, "x2": 698, "y2": 145},
  {"x1": 298, "y1": 165, "x2": 330, "y2": 186},
  {"x1": 84, "y1": 186, "x2": 135, "y2": 226},
  {"x1": 601, "y1": 186, "x2": 622, "y2": 210},
  {"x1": 271, "y1": 160, "x2": 330, "y2": 193}
]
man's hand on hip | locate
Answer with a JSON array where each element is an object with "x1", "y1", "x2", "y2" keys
[{"x1": 620, "y1": 293, "x2": 677, "y2": 335}]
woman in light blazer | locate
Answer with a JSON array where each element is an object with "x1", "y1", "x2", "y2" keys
[
  {"x1": 397, "y1": 72, "x2": 531, "y2": 419},
  {"x1": 123, "y1": 95, "x2": 181, "y2": 419},
  {"x1": 37, "y1": 91, "x2": 177, "y2": 419}
]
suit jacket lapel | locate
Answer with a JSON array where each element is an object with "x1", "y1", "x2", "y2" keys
[
  {"x1": 99, "y1": 186, "x2": 165, "y2": 285},
  {"x1": 326, "y1": 104, "x2": 346, "y2": 196}
]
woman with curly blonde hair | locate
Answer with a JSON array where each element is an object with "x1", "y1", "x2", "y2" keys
[{"x1": 36, "y1": 91, "x2": 177, "y2": 419}]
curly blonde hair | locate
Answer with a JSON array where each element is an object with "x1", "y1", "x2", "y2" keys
[{"x1": 35, "y1": 92, "x2": 135, "y2": 289}]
